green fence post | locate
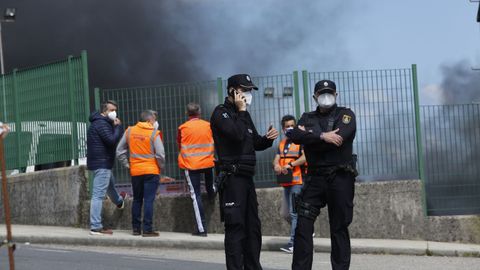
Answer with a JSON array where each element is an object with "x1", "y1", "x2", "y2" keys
[
  {"x1": 67, "y1": 55, "x2": 79, "y2": 165},
  {"x1": 412, "y1": 64, "x2": 427, "y2": 216},
  {"x1": 302, "y1": 70, "x2": 310, "y2": 111},
  {"x1": 1, "y1": 73, "x2": 6, "y2": 122},
  {"x1": 80, "y1": 51, "x2": 92, "y2": 198},
  {"x1": 216, "y1": 77, "x2": 223, "y2": 104},
  {"x1": 94, "y1": 87, "x2": 101, "y2": 110},
  {"x1": 12, "y1": 69, "x2": 21, "y2": 170},
  {"x1": 293, "y1": 71, "x2": 301, "y2": 119},
  {"x1": 89, "y1": 87, "x2": 101, "y2": 198},
  {"x1": 81, "y1": 51, "x2": 91, "y2": 127}
]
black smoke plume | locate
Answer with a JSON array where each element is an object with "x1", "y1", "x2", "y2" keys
[
  {"x1": 0, "y1": 0, "x2": 354, "y2": 88},
  {"x1": 438, "y1": 60, "x2": 480, "y2": 104}
]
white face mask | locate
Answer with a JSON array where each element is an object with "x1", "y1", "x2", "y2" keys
[
  {"x1": 153, "y1": 121, "x2": 159, "y2": 130},
  {"x1": 243, "y1": 91, "x2": 253, "y2": 106},
  {"x1": 107, "y1": 111, "x2": 117, "y2": 121},
  {"x1": 316, "y1": 93, "x2": 336, "y2": 109}
]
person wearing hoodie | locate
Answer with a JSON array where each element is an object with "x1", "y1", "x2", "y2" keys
[{"x1": 87, "y1": 100, "x2": 125, "y2": 235}]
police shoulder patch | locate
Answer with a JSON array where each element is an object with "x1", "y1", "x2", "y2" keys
[
  {"x1": 222, "y1": 112, "x2": 229, "y2": 119},
  {"x1": 342, "y1": 114, "x2": 351, "y2": 124}
]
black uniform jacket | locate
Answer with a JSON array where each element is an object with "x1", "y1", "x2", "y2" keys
[
  {"x1": 210, "y1": 98, "x2": 273, "y2": 165},
  {"x1": 287, "y1": 104, "x2": 356, "y2": 169}
]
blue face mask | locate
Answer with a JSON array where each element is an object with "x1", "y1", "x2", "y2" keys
[{"x1": 284, "y1": 127, "x2": 294, "y2": 135}]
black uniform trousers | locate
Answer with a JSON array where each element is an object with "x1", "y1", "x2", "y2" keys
[
  {"x1": 222, "y1": 174, "x2": 262, "y2": 270},
  {"x1": 292, "y1": 170, "x2": 355, "y2": 270}
]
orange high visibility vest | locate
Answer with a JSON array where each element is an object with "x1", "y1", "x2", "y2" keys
[
  {"x1": 177, "y1": 118, "x2": 215, "y2": 170},
  {"x1": 278, "y1": 138, "x2": 303, "y2": 187},
  {"x1": 126, "y1": 122, "x2": 162, "y2": 176}
]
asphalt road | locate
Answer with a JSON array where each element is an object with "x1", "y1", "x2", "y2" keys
[{"x1": 1, "y1": 244, "x2": 480, "y2": 270}]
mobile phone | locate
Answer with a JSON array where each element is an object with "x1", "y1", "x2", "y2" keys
[{"x1": 268, "y1": 124, "x2": 273, "y2": 131}]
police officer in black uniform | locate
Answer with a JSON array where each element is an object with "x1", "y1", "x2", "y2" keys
[
  {"x1": 210, "y1": 74, "x2": 279, "y2": 270},
  {"x1": 287, "y1": 80, "x2": 357, "y2": 270}
]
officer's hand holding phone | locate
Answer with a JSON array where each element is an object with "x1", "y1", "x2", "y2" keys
[
  {"x1": 233, "y1": 90, "x2": 247, "y2": 111},
  {"x1": 266, "y1": 124, "x2": 279, "y2": 140}
]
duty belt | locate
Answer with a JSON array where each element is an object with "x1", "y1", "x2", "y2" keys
[
  {"x1": 308, "y1": 164, "x2": 358, "y2": 178},
  {"x1": 218, "y1": 163, "x2": 255, "y2": 177}
]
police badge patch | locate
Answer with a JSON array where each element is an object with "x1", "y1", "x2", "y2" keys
[{"x1": 342, "y1": 115, "x2": 351, "y2": 124}]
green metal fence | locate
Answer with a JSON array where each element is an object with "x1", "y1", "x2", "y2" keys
[
  {"x1": 421, "y1": 104, "x2": 480, "y2": 216},
  {"x1": 1, "y1": 51, "x2": 90, "y2": 170},
  {"x1": 2, "y1": 53, "x2": 478, "y2": 215}
]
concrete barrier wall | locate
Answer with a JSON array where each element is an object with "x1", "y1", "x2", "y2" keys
[
  {"x1": 0, "y1": 166, "x2": 88, "y2": 226},
  {"x1": 2, "y1": 166, "x2": 480, "y2": 243}
]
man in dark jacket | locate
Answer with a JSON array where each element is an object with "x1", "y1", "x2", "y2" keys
[{"x1": 87, "y1": 100, "x2": 125, "y2": 235}]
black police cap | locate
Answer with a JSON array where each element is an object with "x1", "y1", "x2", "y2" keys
[
  {"x1": 314, "y1": 80, "x2": 336, "y2": 94},
  {"x1": 227, "y1": 74, "x2": 258, "y2": 90}
]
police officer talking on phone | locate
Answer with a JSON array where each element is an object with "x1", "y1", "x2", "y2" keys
[
  {"x1": 287, "y1": 80, "x2": 357, "y2": 270},
  {"x1": 210, "y1": 74, "x2": 279, "y2": 270}
]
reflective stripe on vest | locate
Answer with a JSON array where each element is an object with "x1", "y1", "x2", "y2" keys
[
  {"x1": 181, "y1": 151, "x2": 215, "y2": 158},
  {"x1": 181, "y1": 143, "x2": 214, "y2": 149}
]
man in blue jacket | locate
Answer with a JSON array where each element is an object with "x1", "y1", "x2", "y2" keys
[{"x1": 87, "y1": 100, "x2": 125, "y2": 235}]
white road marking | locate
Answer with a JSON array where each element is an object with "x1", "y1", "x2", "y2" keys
[
  {"x1": 122, "y1": 256, "x2": 166, "y2": 262},
  {"x1": 31, "y1": 248, "x2": 71, "y2": 253}
]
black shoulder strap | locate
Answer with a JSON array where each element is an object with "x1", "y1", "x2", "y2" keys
[
  {"x1": 326, "y1": 109, "x2": 337, "y2": 132},
  {"x1": 327, "y1": 117, "x2": 335, "y2": 132}
]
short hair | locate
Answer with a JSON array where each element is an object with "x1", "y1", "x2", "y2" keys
[
  {"x1": 186, "y1": 102, "x2": 201, "y2": 117},
  {"x1": 101, "y1": 100, "x2": 118, "y2": 113},
  {"x1": 281, "y1": 115, "x2": 296, "y2": 128},
  {"x1": 140, "y1": 110, "x2": 158, "y2": 122}
]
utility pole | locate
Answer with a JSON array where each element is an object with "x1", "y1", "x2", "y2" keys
[{"x1": 0, "y1": 123, "x2": 14, "y2": 270}]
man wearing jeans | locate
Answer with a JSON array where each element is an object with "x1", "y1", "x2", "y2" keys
[
  {"x1": 117, "y1": 110, "x2": 165, "y2": 237},
  {"x1": 272, "y1": 115, "x2": 306, "y2": 253},
  {"x1": 87, "y1": 100, "x2": 125, "y2": 235}
]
